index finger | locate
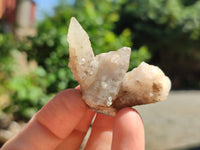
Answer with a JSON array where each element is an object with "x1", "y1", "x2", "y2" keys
[{"x1": 2, "y1": 89, "x2": 94, "y2": 150}]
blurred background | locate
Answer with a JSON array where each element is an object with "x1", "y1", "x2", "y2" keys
[{"x1": 0, "y1": 0, "x2": 200, "y2": 149}]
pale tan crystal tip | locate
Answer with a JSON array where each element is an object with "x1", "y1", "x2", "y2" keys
[{"x1": 67, "y1": 17, "x2": 171, "y2": 116}]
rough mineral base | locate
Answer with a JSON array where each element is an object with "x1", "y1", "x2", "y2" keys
[{"x1": 67, "y1": 17, "x2": 171, "y2": 116}]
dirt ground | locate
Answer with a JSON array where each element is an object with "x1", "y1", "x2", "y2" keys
[{"x1": 135, "y1": 90, "x2": 200, "y2": 150}]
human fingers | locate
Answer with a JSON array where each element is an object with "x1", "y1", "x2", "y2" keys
[
  {"x1": 2, "y1": 89, "x2": 94, "y2": 150},
  {"x1": 55, "y1": 108, "x2": 95, "y2": 150},
  {"x1": 84, "y1": 113, "x2": 115, "y2": 150},
  {"x1": 111, "y1": 108, "x2": 145, "y2": 150}
]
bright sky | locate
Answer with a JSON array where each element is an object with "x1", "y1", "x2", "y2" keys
[{"x1": 33, "y1": 0, "x2": 59, "y2": 20}]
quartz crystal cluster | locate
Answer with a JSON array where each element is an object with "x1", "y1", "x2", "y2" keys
[{"x1": 67, "y1": 17, "x2": 171, "y2": 116}]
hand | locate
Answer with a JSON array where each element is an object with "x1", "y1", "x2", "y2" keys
[{"x1": 1, "y1": 88, "x2": 144, "y2": 150}]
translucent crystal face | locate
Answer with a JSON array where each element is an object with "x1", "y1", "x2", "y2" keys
[
  {"x1": 67, "y1": 17, "x2": 98, "y2": 89},
  {"x1": 82, "y1": 47, "x2": 131, "y2": 107},
  {"x1": 67, "y1": 17, "x2": 171, "y2": 116}
]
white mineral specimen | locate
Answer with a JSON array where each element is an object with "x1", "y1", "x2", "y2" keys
[
  {"x1": 67, "y1": 17, "x2": 171, "y2": 116},
  {"x1": 113, "y1": 62, "x2": 171, "y2": 110}
]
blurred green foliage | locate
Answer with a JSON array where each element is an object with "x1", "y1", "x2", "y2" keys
[
  {"x1": 0, "y1": 0, "x2": 200, "y2": 120},
  {"x1": 0, "y1": 33, "x2": 17, "y2": 102},
  {"x1": 0, "y1": 33, "x2": 14, "y2": 76},
  {"x1": 114, "y1": 0, "x2": 200, "y2": 88}
]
